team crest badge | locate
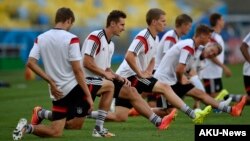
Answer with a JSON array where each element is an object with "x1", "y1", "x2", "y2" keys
[{"x1": 77, "y1": 107, "x2": 83, "y2": 114}]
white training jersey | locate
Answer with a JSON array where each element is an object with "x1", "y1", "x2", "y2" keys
[
  {"x1": 200, "y1": 32, "x2": 225, "y2": 79},
  {"x1": 29, "y1": 29, "x2": 82, "y2": 100},
  {"x1": 155, "y1": 29, "x2": 180, "y2": 69},
  {"x1": 242, "y1": 32, "x2": 250, "y2": 75},
  {"x1": 186, "y1": 45, "x2": 205, "y2": 72},
  {"x1": 154, "y1": 39, "x2": 195, "y2": 85},
  {"x1": 81, "y1": 29, "x2": 114, "y2": 78},
  {"x1": 116, "y1": 28, "x2": 159, "y2": 77}
]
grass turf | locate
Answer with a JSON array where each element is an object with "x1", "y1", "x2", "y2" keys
[{"x1": 0, "y1": 63, "x2": 249, "y2": 141}]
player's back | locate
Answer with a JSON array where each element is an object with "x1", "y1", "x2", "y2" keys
[{"x1": 36, "y1": 29, "x2": 80, "y2": 97}]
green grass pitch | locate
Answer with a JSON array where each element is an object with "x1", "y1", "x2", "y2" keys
[{"x1": 0, "y1": 63, "x2": 249, "y2": 141}]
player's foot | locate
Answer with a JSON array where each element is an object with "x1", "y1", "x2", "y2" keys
[
  {"x1": 221, "y1": 97, "x2": 232, "y2": 106},
  {"x1": 158, "y1": 109, "x2": 176, "y2": 130},
  {"x1": 13, "y1": 118, "x2": 27, "y2": 140},
  {"x1": 231, "y1": 96, "x2": 247, "y2": 116},
  {"x1": 128, "y1": 108, "x2": 140, "y2": 116},
  {"x1": 193, "y1": 109, "x2": 207, "y2": 124},
  {"x1": 31, "y1": 106, "x2": 43, "y2": 125},
  {"x1": 92, "y1": 128, "x2": 115, "y2": 137},
  {"x1": 215, "y1": 89, "x2": 229, "y2": 101},
  {"x1": 202, "y1": 105, "x2": 212, "y2": 117}
]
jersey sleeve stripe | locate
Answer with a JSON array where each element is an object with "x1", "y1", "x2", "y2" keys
[
  {"x1": 136, "y1": 36, "x2": 149, "y2": 53},
  {"x1": 88, "y1": 35, "x2": 101, "y2": 46},
  {"x1": 88, "y1": 35, "x2": 101, "y2": 55},
  {"x1": 183, "y1": 46, "x2": 194, "y2": 55},
  {"x1": 34, "y1": 38, "x2": 38, "y2": 44},
  {"x1": 165, "y1": 36, "x2": 176, "y2": 44},
  {"x1": 210, "y1": 38, "x2": 217, "y2": 43},
  {"x1": 70, "y1": 37, "x2": 80, "y2": 44}
]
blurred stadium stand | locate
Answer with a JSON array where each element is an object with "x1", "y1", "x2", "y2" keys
[{"x1": 0, "y1": 0, "x2": 249, "y2": 70}]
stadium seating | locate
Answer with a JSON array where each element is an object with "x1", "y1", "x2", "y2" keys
[{"x1": 0, "y1": 0, "x2": 211, "y2": 29}]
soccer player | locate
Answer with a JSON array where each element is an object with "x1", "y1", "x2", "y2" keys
[
  {"x1": 147, "y1": 13, "x2": 193, "y2": 108},
  {"x1": 240, "y1": 32, "x2": 250, "y2": 104},
  {"x1": 153, "y1": 24, "x2": 247, "y2": 119},
  {"x1": 114, "y1": 8, "x2": 205, "y2": 123},
  {"x1": 200, "y1": 13, "x2": 232, "y2": 98},
  {"x1": 200, "y1": 13, "x2": 245, "y2": 109},
  {"x1": 83, "y1": 10, "x2": 174, "y2": 130},
  {"x1": 12, "y1": 7, "x2": 93, "y2": 140}
]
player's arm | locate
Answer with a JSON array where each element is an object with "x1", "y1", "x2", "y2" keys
[
  {"x1": 145, "y1": 57, "x2": 155, "y2": 75},
  {"x1": 83, "y1": 54, "x2": 114, "y2": 80},
  {"x1": 176, "y1": 63, "x2": 187, "y2": 84},
  {"x1": 105, "y1": 68, "x2": 130, "y2": 86},
  {"x1": 27, "y1": 58, "x2": 63, "y2": 100},
  {"x1": 27, "y1": 39, "x2": 63, "y2": 100},
  {"x1": 71, "y1": 60, "x2": 93, "y2": 112},
  {"x1": 70, "y1": 37, "x2": 93, "y2": 112},
  {"x1": 125, "y1": 51, "x2": 145, "y2": 78},
  {"x1": 210, "y1": 57, "x2": 232, "y2": 77},
  {"x1": 240, "y1": 42, "x2": 250, "y2": 63},
  {"x1": 177, "y1": 46, "x2": 194, "y2": 84}
]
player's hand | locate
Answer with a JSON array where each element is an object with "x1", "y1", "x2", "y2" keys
[
  {"x1": 50, "y1": 83, "x2": 63, "y2": 100},
  {"x1": 224, "y1": 67, "x2": 232, "y2": 77},
  {"x1": 86, "y1": 95, "x2": 94, "y2": 114},
  {"x1": 104, "y1": 71, "x2": 116, "y2": 81},
  {"x1": 138, "y1": 71, "x2": 152, "y2": 78},
  {"x1": 123, "y1": 78, "x2": 131, "y2": 87}
]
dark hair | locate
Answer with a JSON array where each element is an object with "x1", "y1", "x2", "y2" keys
[
  {"x1": 195, "y1": 24, "x2": 213, "y2": 37},
  {"x1": 209, "y1": 13, "x2": 222, "y2": 27},
  {"x1": 106, "y1": 10, "x2": 126, "y2": 27},
  {"x1": 55, "y1": 7, "x2": 75, "y2": 24},
  {"x1": 175, "y1": 14, "x2": 192, "y2": 27},
  {"x1": 146, "y1": 8, "x2": 165, "y2": 25}
]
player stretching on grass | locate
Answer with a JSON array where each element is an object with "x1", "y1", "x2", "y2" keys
[
  {"x1": 153, "y1": 25, "x2": 247, "y2": 121},
  {"x1": 103, "y1": 8, "x2": 207, "y2": 124},
  {"x1": 13, "y1": 7, "x2": 93, "y2": 140},
  {"x1": 29, "y1": 10, "x2": 174, "y2": 132}
]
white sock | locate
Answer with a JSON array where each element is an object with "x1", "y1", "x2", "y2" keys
[
  {"x1": 90, "y1": 111, "x2": 98, "y2": 119},
  {"x1": 110, "y1": 98, "x2": 116, "y2": 112}
]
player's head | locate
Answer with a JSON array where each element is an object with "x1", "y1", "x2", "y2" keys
[
  {"x1": 106, "y1": 10, "x2": 126, "y2": 36},
  {"x1": 210, "y1": 13, "x2": 224, "y2": 29},
  {"x1": 202, "y1": 42, "x2": 222, "y2": 58},
  {"x1": 146, "y1": 8, "x2": 166, "y2": 32},
  {"x1": 175, "y1": 14, "x2": 193, "y2": 35},
  {"x1": 194, "y1": 24, "x2": 213, "y2": 46},
  {"x1": 55, "y1": 7, "x2": 75, "y2": 30}
]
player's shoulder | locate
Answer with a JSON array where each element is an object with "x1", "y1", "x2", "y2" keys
[
  {"x1": 38, "y1": 29, "x2": 75, "y2": 39},
  {"x1": 211, "y1": 32, "x2": 223, "y2": 41},
  {"x1": 88, "y1": 29, "x2": 104, "y2": 37},
  {"x1": 179, "y1": 38, "x2": 193, "y2": 45},
  {"x1": 136, "y1": 28, "x2": 148, "y2": 37}
]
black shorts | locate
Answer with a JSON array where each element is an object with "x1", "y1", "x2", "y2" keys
[
  {"x1": 127, "y1": 75, "x2": 158, "y2": 93},
  {"x1": 203, "y1": 78, "x2": 223, "y2": 94},
  {"x1": 115, "y1": 97, "x2": 133, "y2": 109},
  {"x1": 243, "y1": 75, "x2": 250, "y2": 95},
  {"x1": 171, "y1": 82, "x2": 195, "y2": 98},
  {"x1": 86, "y1": 77, "x2": 103, "y2": 100},
  {"x1": 113, "y1": 79, "x2": 125, "y2": 98},
  {"x1": 52, "y1": 84, "x2": 90, "y2": 121},
  {"x1": 113, "y1": 79, "x2": 133, "y2": 109}
]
